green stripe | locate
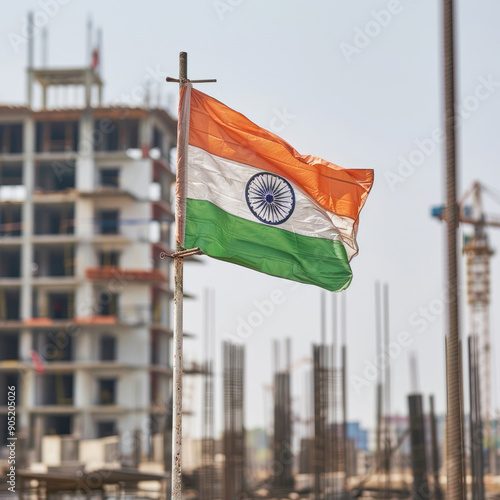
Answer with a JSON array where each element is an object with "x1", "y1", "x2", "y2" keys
[{"x1": 185, "y1": 199, "x2": 352, "y2": 292}]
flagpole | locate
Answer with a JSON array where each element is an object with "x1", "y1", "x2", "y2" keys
[
  {"x1": 168, "y1": 52, "x2": 216, "y2": 500},
  {"x1": 171, "y1": 51, "x2": 188, "y2": 500}
]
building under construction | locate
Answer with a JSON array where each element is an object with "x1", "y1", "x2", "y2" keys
[{"x1": 0, "y1": 21, "x2": 193, "y2": 468}]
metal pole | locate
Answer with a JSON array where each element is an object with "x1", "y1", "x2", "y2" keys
[
  {"x1": 408, "y1": 395, "x2": 429, "y2": 500},
  {"x1": 27, "y1": 12, "x2": 34, "y2": 107},
  {"x1": 342, "y1": 345, "x2": 348, "y2": 489},
  {"x1": 375, "y1": 282, "x2": 382, "y2": 484},
  {"x1": 286, "y1": 337, "x2": 291, "y2": 373},
  {"x1": 313, "y1": 345, "x2": 322, "y2": 500},
  {"x1": 383, "y1": 283, "x2": 391, "y2": 493},
  {"x1": 442, "y1": 0, "x2": 465, "y2": 498},
  {"x1": 171, "y1": 51, "x2": 188, "y2": 500},
  {"x1": 468, "y1": 338, "x2": 477, "y2": 500},
  {"x1": 41, "y1": 27, "x2": 48, "y2": 67},
  {"x1": 87, "y1": 16, "x2": 93, "y2": 66},
  {"x1": 341, "y1": 292, "x2": 346, "y2": 347},
  {"x1": 430, "y1": 395, "x2": 443, "y2": 500},
  {"x1": 321, "y1": 290, "x2": 326, "y2": 345}
]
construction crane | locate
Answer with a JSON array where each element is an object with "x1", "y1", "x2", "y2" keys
[{"x1": 432, "y1": 180, "x2": 499, "y2": 474}]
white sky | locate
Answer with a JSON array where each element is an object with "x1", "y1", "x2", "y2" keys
[{"x1": 2, "y1": 0, "x2": 500, "y2": 439}]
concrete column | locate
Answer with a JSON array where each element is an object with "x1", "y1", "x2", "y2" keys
[
  {"x1": 74, "y1": 369, "x2": 90, "y2": 406},
  {"x1": 84, "y1": 69, "x2": 92, "y2": 108},
  {"x1": 75, "y1": 107, "x2": 96, "y2": 316},
  {"x1": 19, "y1": 369, "x2": 33, "y2": 429},
  {"x1": 74, "y1": 367, "x2": 93, "y2": 439},
  {"x1": 34, "y1": 414, "x2": 43, "y2": 462},
  {"x1": 77, "y1": 109, "x2": 94, "y2": 191},
  {"x1": 42, "y1": 85, "x2": 47, "y2": 109},
  {"x1": 21, "y1": 117, "x2": 34, "y2": 320},
  {"x1": 19, "y1": 328, "x2": 33, "y2": 430},
  {"x1": 139, "y1": 114, "x2": 152, "y2": 150},
  {"x1": 75, "y1": 330, "x2": 92, "y2": 362},
  {"x1": 74, "y1": 203, "x2": 94, "y2": 317},
  {"x1": 19, "y1": 329, "x2": 32, "y2": 361}
]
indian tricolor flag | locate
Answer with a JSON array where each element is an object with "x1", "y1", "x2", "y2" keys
[{"x1": 176, "y1": 83, "x2": 374, "y2": 292}]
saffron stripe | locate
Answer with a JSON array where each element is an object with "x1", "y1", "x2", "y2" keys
[{"x1": 188, "y1": 87, "x2": 374, "y2": 221}]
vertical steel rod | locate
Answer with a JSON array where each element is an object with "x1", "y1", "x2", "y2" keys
[
  {"x1": 375, "y1": 282, "x2": 382, "y2": 484},
  {"x1": 342, "y1": 345, "x2": 348, "y2": 488},
  {"x1": 430, "y1": 395, "x2": 443, "y2": 500},
  {"x1": 341, "y1": 292, "x2": 346, "y2": 347},
  {"x1": 383, "y1": 283, "x2": 391, "y2": 495},
  {"x1": 171, "y1": 51, "x2": 188, "y2": 500},
  {"x1": 442, "y1": 0, "x2": 465, "y2": 498},
  {"x1": 321, "y1": 291, "x2": 326, "y2": 345},
  {"x1": 408, "y1": 395, "x2": 429, "y2": 500},
  {"x1": 27, "y1": 12, "x2": 34, "y2": 107}
]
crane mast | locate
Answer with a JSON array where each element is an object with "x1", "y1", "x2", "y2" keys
[
  {"x1": 463, "y1": 182, "x2": 496, "y2": 474},
  {"x1": 433, "y1": 181, "x2": 498, "y2": 474}
]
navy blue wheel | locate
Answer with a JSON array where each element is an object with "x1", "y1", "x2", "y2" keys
[{"x1": 245, "y1": 172, "x2": 295, "y2": 225}]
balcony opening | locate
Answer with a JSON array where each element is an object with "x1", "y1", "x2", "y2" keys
[
  {"x1": 97, "y1": 421, "x2": 116, "y2": 438},
  {"x1": 99, "y1": 250, "x2": 120, "y2": 267},
  {"x1": 34, "y1": 331, "x2": 73, "y2": 362},
  {"x1": 38, "y1": 374, "x2": 74, "y2": 405},
  {"x1": 97, "y1": 378, "x2": 116, "y2": 405},
  {"x1": 35, "y1": 121, "x2": 79, "y2": 153},
  {"x1": 0, "y1": 163, "x2": 23, "y2": 185},
  {"x1": 34, "y1": 245, "x2": 75, "y2": 277},
  {"x1": 100, "y1": 168, "x2": 120, "y2": 188},
  {"x1": 99, "y1": 335, "x2": 116, "y2": 361},
  {"x1": 94, "y1": 119, "x2": 118, "y2": 151},
  {"x1": 0, "y1": 290, "x2": 20, "y2": 321},
  {"x1": 50, "y1": 122, "x2": 65, "y2": 145},
  {"x1": 126, "y1": 120, "x2": 139, "y2": 149},
  {"x1": 98, "y1": 210, "x2": 119, "y2": 235},
  {"x1": 36, "y1": 162, "x2": 75, "y2": 191},
  {"x1": 34, "y1": 204, "x2": 74, "y2": 235},
  {"x1": 150, "y1": 373, "x2": 160, "y2": 404},
  {"x1": 150, "y1": 331, "x2": 160, "y2": 365},
  {"x1": 0, "y1": 374, "x2": 20, "y2": 405},
  {"x1": 0, "y1": 333, "x2": 19, "y2": 361},
  {"x1": 0, "y1": 247, "x2": 21, "y2": 278},
  {"x1": 0, "y1": 124, "x2": 23, "y2": 154},
  {"x1": 94, "y1": 119, "x2": 138, "y2": 151},
  {"x1": 152, "y1": 126, "x2": 163, "y2": 156},
  {"x1": 96, "y1": 291, "x2": 118, "y2": 316},
  {"x1": 0, "y1": 206, "x2": 22, "y2": 237},
  {"x1": 47, "y1": 292, "x2": 74, "y2": 319},
  {"x1": 45, "y1": 415, "x2": 72, "y2": 435}
]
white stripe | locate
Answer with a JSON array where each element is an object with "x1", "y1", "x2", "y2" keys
[{"x1": 187, "y1": 145, "x2": 358, "y2": 259}]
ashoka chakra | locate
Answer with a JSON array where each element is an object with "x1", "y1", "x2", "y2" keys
[{"x1": 245, "y1": 172, "x2": 295, "y2": 225}]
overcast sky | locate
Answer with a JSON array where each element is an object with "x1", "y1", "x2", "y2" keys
[{"x1": 3, "y1": 0, "x2": 500, "y2": 440}]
